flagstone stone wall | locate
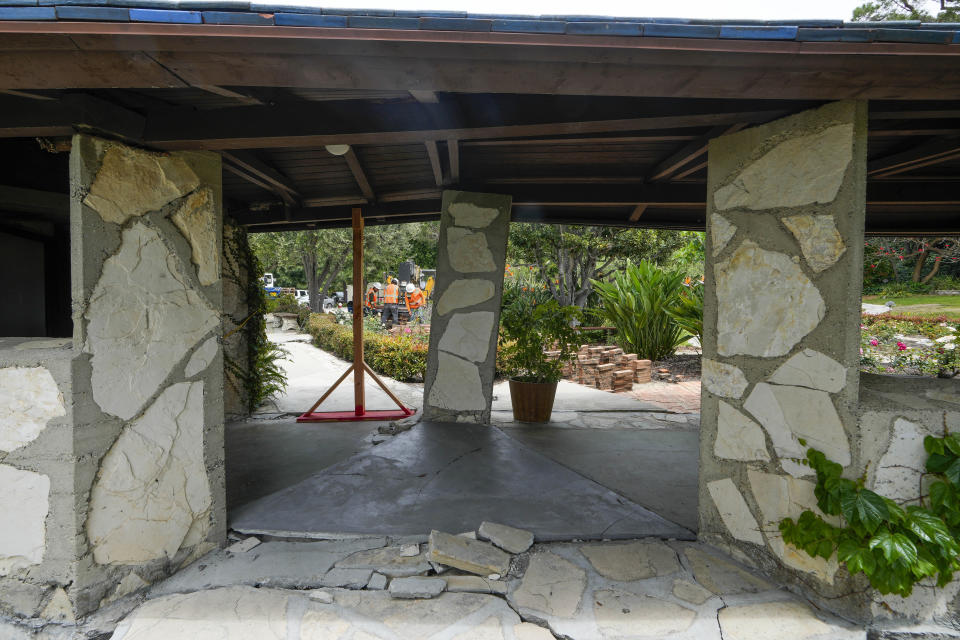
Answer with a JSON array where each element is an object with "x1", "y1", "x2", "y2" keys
[
  {"x1": 423, "y1": 190, "x2": 512, "y2": 425},
  {"x1": 700, "y1": 100, "x2": 960, "y2": 625}
]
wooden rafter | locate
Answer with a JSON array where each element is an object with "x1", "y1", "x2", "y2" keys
[
  {"x1": 194, "y1": 84, "x2": 263, "y2": 105},
  {"x1": 869, "y1": 137, "x2": 960, "y2": 177},
  {"x1": 628, "y1": 204, "x2": 648, "y2": 221},
  {"x1": 221, "y1": 150, "x2": 300, "y2": 207},
  {"x1": 447, "y1": 139, "x2": 460, "y2": 183},
  {"x1": 647, "y1": 123, "x2": 745, "y2": 181},
  {"x1": 344, "y1": 147, "x2": 376, "y2": 202},
  {"x1": 425, "y1": 140, "x2": 444, "y2": 186}
]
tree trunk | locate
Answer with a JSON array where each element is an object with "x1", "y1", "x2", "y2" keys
[
  {"x1": 921, "y1": 256, "x2": 942, "y2": 284},
  {"x1": 911, "y1": 249, "x2": 929, "y2": 283}
]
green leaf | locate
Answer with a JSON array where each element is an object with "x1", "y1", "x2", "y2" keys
[
  {"x1": 927, "y1": 452, "x2": 955, "y2": 474},
  {"x1": 945, "y1": 433, "x2": 960, "y2": 456},
  {"x1": 946, "y1": 458, "x2": 960, "y2": 486},
  {"x1": 884, "y1": 499, "x2": 906, "y2": 524},
  {"x1": 846, "y1": 548, "x2": 877, "y2": 576},
  {"x1": 930, "y1": 481, "x2": 950, "y2": 511},
  {"x1": 869, "y1": 531, "x2": 919, "y2": 567},
  {"x1": 925, "y1": 435, "x2": 946, "y2": 456},
  {"x1": 816, "y1": 539, "x2": 834, "y2": 560},
  {"x1": 904, "y1": 508, "x2": 954, "y2": 546},
  {"x1": 842, "y1": 489, "x2": 889, "y2": 534}
]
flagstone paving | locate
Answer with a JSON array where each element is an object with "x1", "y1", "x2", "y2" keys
[{"x1": 104, "y1": 538, "x2": 866, "y2": 640}]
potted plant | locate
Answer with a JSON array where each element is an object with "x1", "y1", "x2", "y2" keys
[{"x1": 498, "y1": 284, "x2": 581, "y2": 422}]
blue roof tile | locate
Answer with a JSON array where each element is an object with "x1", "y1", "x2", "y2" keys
[
  {"x1": 0, "y1": 5, "x2": 54, "y2": 17},
  {"x1": 180, "y1": 0, "x2": 249, "y2": 8},
  {"x1": 202, "y1": 9, "x2": 271, "y2": 24},
  {"x1": 108, "y1": 0, "x2": 180, "y2": 8},
  {"x1": 566, "y1": 21, "x2": 643, "y2": 36},
  {"x1": 874, "y1": 27, "x2": 955, "y2": 43},
  {"x1": 274, "y1": 11, "x2": 344, "y2": 26},
  {"x1": 56, "y1": 5, "x2": 130, "y2": 19},
  {"x1": 0, "y1": 0, "x2": 38, "y2": 5},
  {"x1": 395, "y1": 9, "x2": 465, "y2": 17},
  {"x1": 322, "y1": 7, "x2": 393, "y2": 15},
  {"x1": 40, "y1": 0, "x2": 109, "y2": 5},
  {"x1": 719, "y1": 25, "x2": 797, "y2": 39},
  {"x1": 468, "y1": 13, "x2": 539, "y2": 20},
  {"x1": 250, "y1": 3, "x2": 320, "y2": 13},
  {"x1": 347, "y1": 15, "x2": 417, "y2": 29},
  {"x1": 643, "y1": 23, "x2": 720, "y2": 38},
  {"x1": 129, "y1": 7, "x2": 200, "y2": 22},
  {"x1": 420, "y1": 16, "x2": 490, "y2": 31},
  {"x1": 955, "y1": 31, "x2": 960, "y2": 44},
  {"x1": 491, "y1": 18, "x2": 564, "y2": 33},
  {"x1": 765, "y1": 19, "x2": 842, "y2": 27},
  {"x1": 796, "y1": 27, "x2": 875, "y2": 42},
  {"x1": 844, "y1": 20, "x2": 921, "y2": 27}
]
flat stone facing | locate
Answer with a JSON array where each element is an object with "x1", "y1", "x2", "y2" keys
[
  {"x1": 514, "y1": 622, "x2": 555, "y2": 640},
  {"x1": 448, "y1": 202, "x2": 501, "y2": 228},
  {"x1": 170, "y1": 187, "x2": 220, "y2": 285},
  {"x1": 715, "y1": 241, "x2": 825, "y2": 357},
  {"x1": 83, "y1": 144, "x2": 200, "y2": 225},
  {"x1": 427, "y1": 352, "x2": 486, "y2": 411},
  {"x1": 593, "y1": 589, "x2": 695, "y2": 638},
  {"x1": 478, "y1": 521, "x2": 534, "y2": 554},
  {"x1": 511, "y1": 551, "x2": 586, "y2": 618},
  {"x1": 711, "y1": 213, "x2": 737, "y2": 255},
  {"x1": 874, "y1": 418, "x2": 932, "y2": 503},
  {"x1": 707, "y1": 478, "x2": 765, "y2": 545},
  {"x1": 767, "y1": 348, "x2": 846, "y2": 393},
  {"x1": 713, "y1": 123, "x2": 853, "y2": 211},
  {"x1": 0, "y1": 465, "x2": 49, "y2": 576},
  {"x1": 437, "y1": 312, "x2": 495, "y2": 363},
  {"x1": 0, "y1": 366, "x2": 65, "y2": 452},
  {"x1": 672, "y1": 578, "x2": 714, "y2": 605},
  {"x1": 87, "y1": 382, "x2": 211, "y2": 564},
  {"x1": 682, "y1": 547, "x2": 772, "y2": 595},
  {"x1": 747, "y1": 469, "x2": 839, "y2": 582},
  {"x1": 428, "y1": 530, "x2": 511, "y2": 576},
  {"x1": 782, "y1": 214, "x2": 846, "y2": 272},
  {"x1": 744, "y1": 383, "x2": 849, "y2": 466},
  {"x1": 701, "y1": 359, "x2": 749, "y2": 399},
  {"x1": 715, "y1": 401, "x2": 769, "y2": 462},
  {"x1": 444, "y1": 575, "x2": 508, "y2": 595},
  {"x1": 84, "y1": 222, "x2": 219, "y2": 420},
  {"x1": 718, "y1": 600, "x2": 862, "y2": 640},
  {"x1": 579, "y1": 540, "x2": 680, "y2": 581},
  {"x1": 447, "y1": 227, "x2": 497, "y2": 273},
  {"x1": 184, "y1": 336, "x2": 219, "y2": 378},
  {"x1": 389, "y1": 576, "x2": 447, "y2": 599},
  {"x1": 335, "y1": 544, "x2": 431, "y2": 578},
  {"x1": 435, "y1": 279, "x2": 496, "y2": 316},
  {"x1": 367, "y1": 573, "x2": 388, "y2": 590}
]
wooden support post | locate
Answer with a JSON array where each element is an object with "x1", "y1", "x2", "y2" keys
[{"x1": 352, "y1": 207, "x2": 365, "y2": 416}]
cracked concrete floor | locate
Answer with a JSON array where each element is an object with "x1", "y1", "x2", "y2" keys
[{"x1": 101, "y1": 537, "x2": 865, "y2": 640}]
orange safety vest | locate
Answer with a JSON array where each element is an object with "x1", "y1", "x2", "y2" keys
[
  {"x1": 367, "y1": 289, "x2": 377, "y2": 308},
  {"x1": 383, "y1": 284, "x2": 399, "y2": 304},
  {"x1": 406, "y1": 289, "x2": 424, "y2": 310}
]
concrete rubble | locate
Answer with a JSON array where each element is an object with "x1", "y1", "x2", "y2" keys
[
  {"x1": 428, "y1": 530, "x2": 512, "y2": 576},
  {"x1": 478, "y1": 521, "x2": 535, "y2": 554}
]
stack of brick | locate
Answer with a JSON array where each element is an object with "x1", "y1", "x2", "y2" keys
[
  {"x1": 596, "y1": 363, "x2": 616, "y2": 390},
  {"x1": 635, "y1": 359, "x2": 652, "y2": 383},
  {"x1": 612, "y1": 369, "x2": 634, "y2": 392},
  {"x1": 579, "y1": 356, "x2": 599, "y2": 386}
]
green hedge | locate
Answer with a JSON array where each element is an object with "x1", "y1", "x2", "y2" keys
[{"x1": 306, "y1": 314, "x2": 429, "y2": 382}]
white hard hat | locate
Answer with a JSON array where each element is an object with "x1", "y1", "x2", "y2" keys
[
  {"x1": 405, "y1": 283, "x2": 415, "y2": 293},
  {"x1": 372, "y1": 282, "x2": 381, "y2": 289}
]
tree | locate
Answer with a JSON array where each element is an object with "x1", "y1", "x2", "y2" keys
[
  {"x1": 852, "y1": 0, "x2": 959, "y2": 21},
  {"x1": 298, "y1": 230, "x2": 350, "y2": 312},
  {"x1": 507, "y1": 224, "x2": 690, "y2": 309},
  {"x1": 865, "y1": 237, "x2": 960, "y2": 284}
]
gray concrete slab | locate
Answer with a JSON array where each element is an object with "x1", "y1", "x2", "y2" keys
[
  {"x1": 225, "y1": 416, "x2": 376, "y2": 510},
  {"x1": 498, "y1": 425, "x2": 700, "y2": 531},
  {"x1": 492, "y1": 379, "x2": 664, "y2": 412},
  {"x1": 229, "y1": 421, "x2": 693, "y2": 542}
]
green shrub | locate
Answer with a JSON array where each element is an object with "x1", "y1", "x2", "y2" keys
[
  {"x1": 305, "y1": 314, "x2": 428, "y2": 382},
  {"x1": 666, "y1": 278, "x2": 704, "y2": 345},
  {"x1": 592, "y1": 260, "x2": 688, "y2": 361},
  {"x1": 499, "y1": 282, "x2": 580, "y2": 382},
  {"x1": 266, "y1": 293, "x2": 302, "y2": 314}
]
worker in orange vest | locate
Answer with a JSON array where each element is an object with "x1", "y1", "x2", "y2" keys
[
  {"x1": 382, "y1": 278, "x2": 400, "y2": 327},
  {"x1": 405, "y1": 283, "x2": 426, "y2": 324},
  {"x1": 365, "y1": 283, "x2": 380, "y2": 318}
]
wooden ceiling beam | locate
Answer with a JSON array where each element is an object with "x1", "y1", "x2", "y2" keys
[
  {"x1": 628, "y1": 204, "x2": 648, "y2": 221},
  {"x1": 425, "y1": 140, "x2": 444, "y2": 187},
  {"x1": 139, "y1": 101, "x2": 789, "y2": 150},
  {"x1": 0, "y1": 92, "x2": 144, "y2": 140},
  {"x1": 447, "y1": 139, "x2": 460, "y2": 184},
  {"x1": 343, "y1": 147, "x2": 376, "y2": 202},
  {"x1": 221, "y1": 150, "x2": 301, "y2": 207},
  {"x1": 194, "y1": 84, "x2": 264, "y2": 106},
  {"x1": 647, "y1": 123, "x2": 745, "y2": 182},
  {"x1": 868, "y1": 137, "x2": 960, "y2": 177}
]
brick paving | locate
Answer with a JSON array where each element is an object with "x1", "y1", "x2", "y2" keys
[{"x1": 627, "y1": 380, "x2": 702, "y2": 413}]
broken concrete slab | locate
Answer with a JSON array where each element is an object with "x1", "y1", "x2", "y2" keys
[
  {"x1": 510, "y1": 550, "x2": 586, "y2": 619},
  {"x1": 335, "y1": 544, "x2": 433, "y2": 578},
  {"x1": 225, "y1": 536, "x2": 260, "y2": 554},
  {"x1": 389, "y1": 576, "x2": 447, "y2": 599},
  {"x1": 593, "y1": 588, "x2": 696, "y2": 638},
  {"x1": 579, "y1": 540, "x2": 681, "y2": 581},
  {"x1": 366, "y1": 573, "x2": 388, "y2": 590},
  {"x1": 718, "y1": 599, "x2": 865, "y2": 640},
  {"x1": 478, "y1": 522, "x2": 534, "y2": 554},
  {"x1": 428, "y1": 530, "x2": 511, "y2": 576},
  {"x1": 444, "y1": 575, "x2": 508, "y2": 595},
  {"x1": 320, "y1": 567, "x2": 373, "y2": 589},
  {"x1": 150, "y1": 538, "x2": 387, "y2": 595},
  {"x1": 681, "y1": 546, "x2": 772, "y2": 595}
]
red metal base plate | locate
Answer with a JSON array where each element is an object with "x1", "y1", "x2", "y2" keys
[{"x1": 296, "y1": 408, "x2": 416, "y2": 423}]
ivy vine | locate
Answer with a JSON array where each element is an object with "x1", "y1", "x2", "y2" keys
[
  {"x1": 222, "y1": 221, "x2": 288, "y2": 412},
  {"x1": 779, "y1": 433, "x2": 960, "y2": 598}
]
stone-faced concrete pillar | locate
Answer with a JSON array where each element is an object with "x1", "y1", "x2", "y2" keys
[
  {"x1": 66, "y1": 135, "x2": 224, "y2": 616},
  {"x1": 700, "y1": 102, "x2": 868, "y2": 611},
  {"x1": 423, "y1": 190, "x2": 512, "y2": 424}
]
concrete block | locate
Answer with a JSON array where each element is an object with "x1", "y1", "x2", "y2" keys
[
  {"x1": 478, "y1": 521, "x2": 534, "y2": 554},
  {"x1": 428, "y1": 530, "x2": 511, "y2": 576}
]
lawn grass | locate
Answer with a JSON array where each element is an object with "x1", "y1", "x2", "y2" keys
[{"x1": 863, "y1": 294, "x2": 960, "y2": 320}]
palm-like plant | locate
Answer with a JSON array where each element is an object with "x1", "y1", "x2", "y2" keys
[
  {"x1": 666, "y1": 278, "x2": 704, "y2": 347},
  {"x1": 593, "y1": 260, "x2": 688, "y2": 361}
]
